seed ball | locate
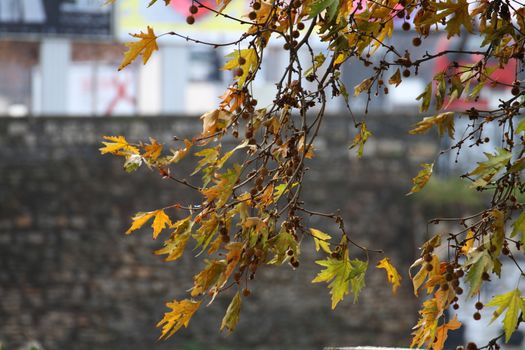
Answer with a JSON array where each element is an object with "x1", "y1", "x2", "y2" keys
[
  {"x1": 238, "y1": 56, "x2": 246, "y2": 65},
  {"x1": 412, "y1": 37, "x2": 422, "y2": 46},
  {"x1": 397, "y1": 10, "x2": 405, "y2": 18},
  {"x1": 441, "y1": 283, "x2": 449, "y2": 291},
  {"x1": 512, "y1": 86, "x2": 520, "y2": 96},
  {"x1": 467, "y1": 342, "x2": 478, "y2": 350},
  {"x1": 402, "y1": 22, "x2": 411, "y2": 31},
  {"x1": 452, "y1": 279, "x2": 460, "y2": 288},
  {"x1": 403, "y1": 69, "x2": 411, "y2": 77},
  {"x1": 286, "y1": 249, "x2": 294, "y2": 256},
  {"x1": 455, "y1": 269, "x2": 464, "y2": 278},
  {"x1": 283, "y1": 42, "x2": 290, "y2": 50},
  {"x1": 455, "y1": 287, "x2": 464, "y2": 295},
  {"x1": 425, "y1": 263, "x2": 433, "y2": 271},
  {"x1": 292, "y1": 0, "x2": 301, "y2": 7},
  {"x1": 473, "y1": 312, "x2": 481, "y2": 320},
  {"x1": 235, "y1": 67, "x2": 244, "y2": 77},
  {"x1": 292, "y1": 30, "x2": 300, "y2": 38},
  {"x1": 502, "y1": 246, "x2": 510, "y2": 255},
  {"x1": 249, "y1": 11, "x2": 257, "y2": 20},
  {"x1": 189, "y1": 5, "x2": 198, "y2": 14},
  {"x1": 475, "y1": 301, "x2": 484, "y2": 310},
  {"x1": 383, "y1": 87, "x2": 389, "y2": 94},
  {"x1": 297, "y1": 22, "x2": 305, "y2": 30},
  {"x1": 453, "y1": 303, "x2": 459, "y2": 310},
  {"x1": 251, "y1": 99, "x2": 258, "y2": 106},
  {"x1": 253, "y1": 1, "x2": 261, "y2": 10},
  {"x1": 424, "y1": 253, "x2": 433, "y2": 262},
  {"x1": 445, "y1": 273, "x2": 454, "y2": 281},
  {"x1": 243, "y1": 288, "x2": 251, "y2": 296},
  {"x1": 291, "y1": 260, "x2": 300, "y2": 268},
  {"x1": 186, "y1": 15, "x2": 195, "y2": 24}
]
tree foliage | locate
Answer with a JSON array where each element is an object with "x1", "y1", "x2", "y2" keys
[{"x1": 102, "y1": 0, "x2": 525, "y2": 348}]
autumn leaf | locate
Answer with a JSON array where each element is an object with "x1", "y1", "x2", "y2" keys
[
  {"x1": 511, "y1": 210, "x2": 525, "y2": 243},
  {"x1": 354, "y1": 78, "x2": 373, "y2": 96},
  {"x1": 310, "y1": 228, "x2": 332, "y2": 253},
  {"x1": 388, "y1": 68, "x2": 402, "y2": 87},
  {"x1": 268, "y1": 224, "x2": 300, "y2": 264},
  {"x1": 461, "y1": 230, "x2": 475, "y2": 255},
  {"x1": 350, "y1": 122, "x2": 372, "y2": 158},
  {"x1": 486, "y1": 289, "x2": 525, "y2": 342},
  {"x1": 409, "y1": 112, "x2": 455, "y2": 138},
  {"x1": 191, "y1": 260, "x2": 226, "y2": 297},
  {"x1": 221, "y1": 291, "x2": 242, "y2": 333},
  {"x1": 100, "y1": 136, "x2": 139, "y2": 155},
  {"x1": 222, "y1": 49, "x2": 258, "y2": 88},
  {"x1": 155, "y1": 216, "x2": 192, "y2": 261},
  {"x1": 407, "y1": 163, "x2": 434, "y2": 195},
  {"x1": 119, "y1": 26, "x2": 159, "y2": 71},
  {"x1": 126, "y1": 209, "x2": 171, "y2": 238},
  {"x1": 157, "y1": 299, "x2": 201, "y2": 339},
  {"x1": 434, "y1": 315, "x2": 462, "y2": 350},
  {"x1": 376, "y1": 257, "x2": 402, "y2": 294},
  {"x1": 143, "y1": 138, "x2": 163, "y2": 161}
]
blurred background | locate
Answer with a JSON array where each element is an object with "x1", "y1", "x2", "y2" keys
[{"x1": 0, "y1": 1, "x2": 523, "y2": 350}]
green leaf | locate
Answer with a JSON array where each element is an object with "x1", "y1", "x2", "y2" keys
[
  {"x1": 312, "y1": 250, "x2": 367, "y2": 308},
  {"x1": 468, "y1": 148, "x2": 512, "y2": 188},
  {"x1": 465, "y1": 250, "x2": 493, "y2": 297},
  {"x1": 308, "y1": 0, "x2": 339, "y2": 20},
  {"x1": 221, "y1": 291, "x2": 242, "y2": 333},
  {"x1": 511, "y1": 209, "x2": 525, "y2": 244},
  {"x1": 304, "y1": 53, "x2": 326, "y2": 78},
  {"x1": 486, "y1": 289, "x2": 525, "y2": 342}
]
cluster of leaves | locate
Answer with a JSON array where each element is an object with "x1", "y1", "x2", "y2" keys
[{"x1": 102, "y1": 0, "x2": 525, "y2": 349}]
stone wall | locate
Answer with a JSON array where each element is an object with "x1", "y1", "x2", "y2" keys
[{"x1": 0, "y1": 115, "x2": 438, "y2": 350}]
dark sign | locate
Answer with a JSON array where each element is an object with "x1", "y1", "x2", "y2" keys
[{"x1": 0, "y1": 0, "x2": 112, "y2": 38}]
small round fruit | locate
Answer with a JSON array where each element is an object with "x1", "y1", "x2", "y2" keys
[
  {"x1": 238, "y1": 56, "x2": 246, "y2": 65},
  {"x1": 453, "y1": 303, "x2": 459, "y2": 310},
  {"x1": 473, "y1": 312, "x2": 481, "y2": 320},
  {"x1": 475, "y1": 301, "x2": 484, "y2": 310},
  {"x1": 253, "y1": 1, "x2": 261, "y2": 10},
  {"x1": 249, "y1": 11, "x2": 257, "y2": 20},
  {"x1": 186, "y1": 15, "x2": 195, "y2": 25},
  {"x1": 425, "y1": 263, "x2": 433, "y2": 271},
  {"x1": 502, "y1": 246, "x2": 510, "y2": 255},
  {"x1": 403, "y1": 69, "x2": 411, "y2": 77},
  {"x1": 235, "y1": 67, "x2": 244, "y2": 77},
  {"x1": 512, "y1": 85, "x2": 520, "y2": 96},
  {"x1": 297, "y1": 22, "x2": 305, "y2": 30},
  {"x1": 412, "y1": 37, "x2": 422, "y2": 46},
  {"x1": 189, "y1": 5, "x2": 198, "y2": 14},
  {"x1": 455, "y1": 287, "x2": 464, "y2": 295},
  {"x1": 243, "y1": 288, "x2": 251, "y2": 296},
  {"x1": 466, "y1": 342, "x2": 477, "y2": 350},
  {"x1": 402, "y1": 22, "x2": 411, "y2": 31},
  {"x1": 424, "y1": 253, "x2": 433, "y2": 262}
]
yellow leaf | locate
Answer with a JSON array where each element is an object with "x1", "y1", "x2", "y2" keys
[
  {"x1": 434, "y1": 315, "x2": 462, "y2": 350},
  {"x1": 118, "y1": 26, "x2": 159, "y2": 71},
  {"x1": 461, "y1": 230, "x2": 475, "y2": 255},
  {"x1": 486, "y1": 289, "x2": 525, "y2": 342},
  {"x1": 200, "y1": 109, "x2": 233, "y2": 138},
  {"x1": 354, "y1": 78, "x2": 373, "y2": 96},
  {"x1": 409, "y1": 112, "x2": 455, "y2": 138},
  {"x1": 100, "y1": 135, "x2": 139, "y2": 155},
  {"x1": 157, "y1": 299, "x2": 201, "y2": 339},
  {"x1": 376, "y1": 257, "x2": 402, "y2": 294},
  {"x1": 350, "y1": 122, "x2": 372, "y2": 158},
  {"x1": 222, "y1": 49, "x2": 258, "y2": 87},
  {"x1": 388, "y1": 68, "x2": 402, "y2": 87},
  {"x1": 169, "y1": 139, "x2": 193, "y2": 164},
  {"x1": 310, "y1": 228, "x2": 332, "y2": 253},
  {"x1": 143, "y1": 138, "x2": 163, "y2": 161},
  {"x1": 152, "y1": 210, "x2": 172, "y2": 239},
  {"x1": 191, "y1": 260, "x2": 226, "y2": 297},
  {"x1": 126, "y1": 211, "x2": 156, "y2": 235},
  {"x1": 155, "y1": 216, "x2": 192, "y2": 261},
  {"x1": 221, "y1": 291, "x2": 242, "y2": 333},
  {"x1": 407, "y1": 163, "x2": 433, "y2": 195}
]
